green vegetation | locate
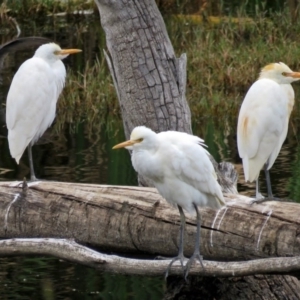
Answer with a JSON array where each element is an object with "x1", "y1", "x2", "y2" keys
[
  {"x1": 58, "y1": 6, "x2": 300, "y2": 132},
  {"x1": 56, "y1": 58, "x2": 119, "y2": 136},
  {"x1": 165, "y1": 9, "x2": 300, "y2": 120},
  {"x1": 2, "y1": 1, "x2": 300, "y2": 130}
]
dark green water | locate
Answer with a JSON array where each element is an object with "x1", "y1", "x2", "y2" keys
[
  {"x1": 0, "y1": 256, "x2": 163, "y2": 299},
  {"x1": 0, "y1": 11, "x2": 300, "y2": 299}
]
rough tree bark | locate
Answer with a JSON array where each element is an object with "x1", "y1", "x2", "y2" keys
[
  {"x1": 1, "y1": 180, "x2": 300, "y2": 299},
  {"x1": 0, "y1": 181, "x2": 300, "y2": 262},
  {"x1": 94, "y1": 0, "x2": 300, "y2": 298},
  {"x1": 95, "y1": 0, "x2": 191, "y2": 137}
]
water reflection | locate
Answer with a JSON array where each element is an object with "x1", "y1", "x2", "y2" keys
[{"x1": 0, "y1": 256, "x2": 164, "y2": 300}]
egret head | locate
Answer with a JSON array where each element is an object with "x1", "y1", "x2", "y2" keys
[
  {"x1": 113, "y1": 126, "x2": 157, "y2": 150},
  {"x1": 34, "y1": 43, "x2": 82, "y2": 62},
  {"x1": 259, "y1": 62, "x2": 300, "y2": 84}
]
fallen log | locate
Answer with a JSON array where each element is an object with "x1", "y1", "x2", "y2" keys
[
  {"x1": 1, "y1": 179, "x2": 300, "y2": 298},
  {"x1": 0, "y1": 180, "x2": 299, "y2": 264}
]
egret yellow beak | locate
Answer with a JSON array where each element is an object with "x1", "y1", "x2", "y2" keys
[
  {"x1": 283, "y1": 72, "x2": 300, "y2": 78},
  {"x1": 58, "y1": 49, "x2": 82, "y2": 55},
  {"x1": 113, "y1": 140, "x2": 136, "y2": 149}
]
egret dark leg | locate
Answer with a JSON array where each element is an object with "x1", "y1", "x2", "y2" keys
[
  {"x1": 255, "y1": 178, "x2": 264, "y2": 199},
  {"x1": 164, "y1": 205, "x2": 187, "y2": 279},
  {"x1": 251, "y1": 179, "x2": 264, "y2": 204},
  {"x1": 264, "y1": 163, "x2": 273, "y2": 198},
  {"x1": 27, "y1": 145, "x2": 37, "y2": 181},
  {"x1": 184, "y1": 204, "x2": 204, "y2": 279},
  {"x1": 251, "y1": 163, "x2": 277, "y2": 204}
]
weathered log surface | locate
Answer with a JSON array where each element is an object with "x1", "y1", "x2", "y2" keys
[{"x1": 0, "y1": 180, "x2": 299, "y2": 262}]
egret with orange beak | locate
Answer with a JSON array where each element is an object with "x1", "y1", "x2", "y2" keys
[
  {"x1": 6, "y1": 43, "x2": 81, "y2": 181},
  {"x1": 113, "y1": 126, "x2": 224, "y2": 279},
  {"x1": 237, "y1": 62, "x2": 300, "y2": 199}
]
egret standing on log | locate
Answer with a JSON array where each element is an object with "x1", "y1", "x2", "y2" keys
[
  {"x1": 113, "y1": 126, "x2": 225, "y2": 279},
  {"x1": 6, "y1": 43, "x2": 82, "y2": 181},
  {"x1": 237, "y1": 62, "x2": 300, "y2": 199}
]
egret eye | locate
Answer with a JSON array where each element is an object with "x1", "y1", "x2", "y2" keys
[
  {"x1": 136, "y1": 138, "x2": 143, "y2": 143},
  {"x1": 54, "y1": 50, "x2": 60, "y2": 55},
  {"x1": 282, "y1": 72, "x2": 288, "y2": 76}
]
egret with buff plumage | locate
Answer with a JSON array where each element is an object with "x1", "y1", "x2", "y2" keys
[{"x1": 237, "y1": 62, "x2": 300, "y2": 199}]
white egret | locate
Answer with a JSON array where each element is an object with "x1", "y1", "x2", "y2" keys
[
  {"x1": 6, "y1": 43, "x2": 82, "y2": 181},
  {"x1": 237, "y1": 62, "x2": 300, "y2": 199},
  {"x1": 113, "y1": 126, "x2": 225, "y2": 278}
]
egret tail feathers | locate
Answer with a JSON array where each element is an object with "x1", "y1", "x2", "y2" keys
[
  {"x1": 8, "y1": 132, "x2": 30, "y2": 165},
  {"x1": 242, "y1": 156, "x2": 265, "y2": 182}
]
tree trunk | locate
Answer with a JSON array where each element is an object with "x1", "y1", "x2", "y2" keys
[
  {"x1": 94, "y1": 0, "x2": 300, "y2": 298},
  {"x1": 288, "y1": 0, "x2": 300, "y2": 23},
  {"x1": 95, "y1": 0, "x2": 191, "y2": 138}
]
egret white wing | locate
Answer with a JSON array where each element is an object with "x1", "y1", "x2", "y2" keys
[
  {"x1": 6, "y1": 57, "x2": 57, "y2": 162},
  {"x1": 157, "y1": 131, "x2": 224, "y2": 209},
  {"x1": 237, "y1": 79, "x2": 287, "y2": 159},
  {"x1": 237, "y1": 78, "x2": 288, "y2": 181}
]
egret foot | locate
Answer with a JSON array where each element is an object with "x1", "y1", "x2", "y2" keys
[
  {"x1": 164, "y1": 253, "x2": 187, "y2": 279},
  {"x1": 255, "y1": 192, "x2": 264, "y2": 200},
  {"x1": 29, "y1": 175, "x2": 39, "y2": 182},
  {"x1": 251, "y1": 196, "x2": 280, "y2": 205},
  {"x1": 184, "y1": 251, "x2": 204, "y2": 280}
]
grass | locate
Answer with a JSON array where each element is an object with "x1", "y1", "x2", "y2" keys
[
  {"x1": 55, "y1": 58, "x2": 119, "y2": 136},
  {"x1": 165, "y1": 8, "x2": 300, "y2": 120},
  {"x1": 3, "y1": 1, "x2": 300, "y2": 132},
  {"x1": 53, "y1": 6, "x2": 300, "y2": 135}
]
